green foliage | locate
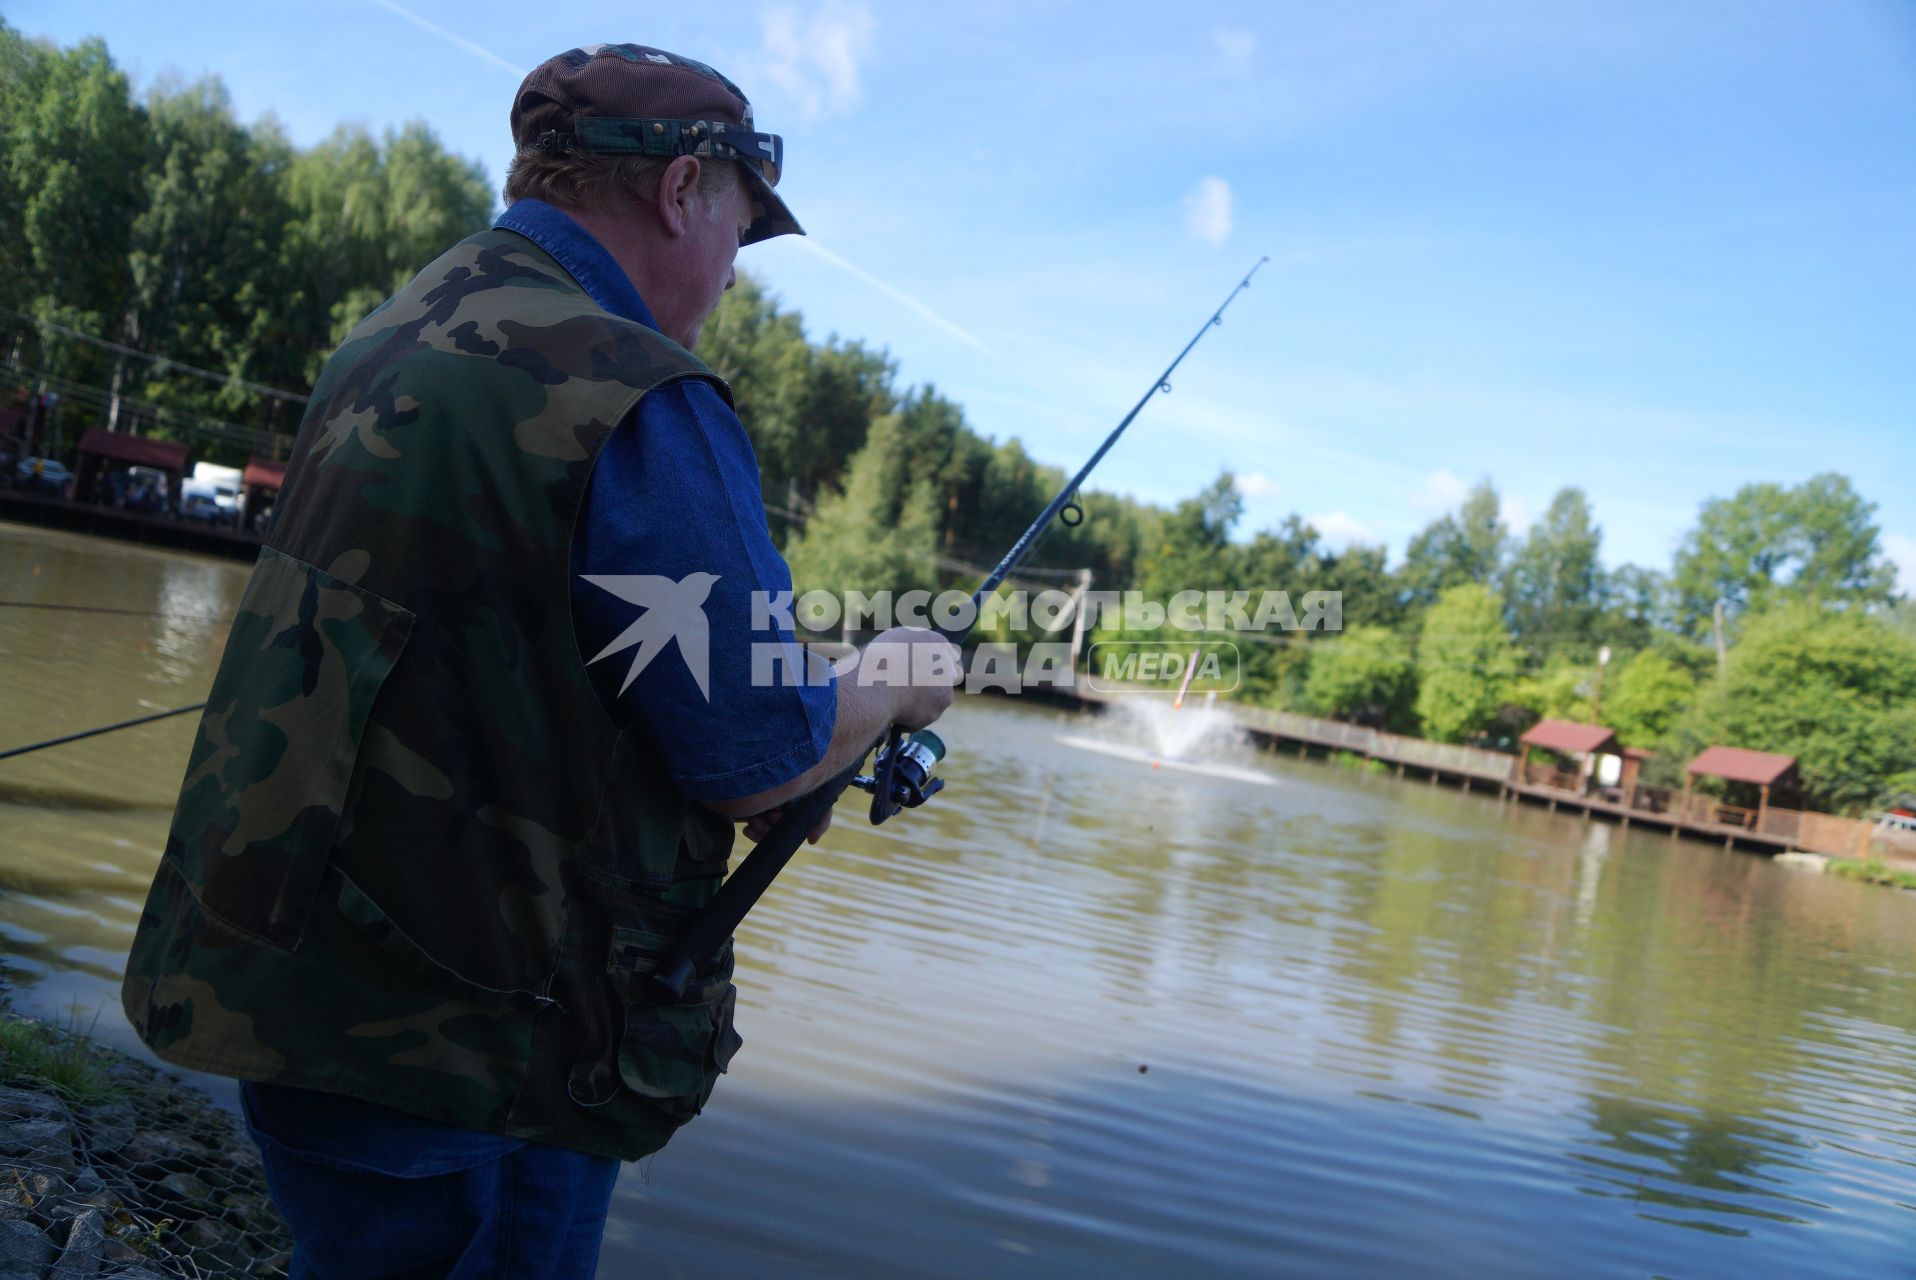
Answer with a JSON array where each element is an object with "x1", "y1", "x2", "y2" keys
[
  {"x1": 1505, "y1": 487, "x2": 1603, "y2": 653},
  {"x1": 279, "y1": 121, "x2": 493, "y2": 369},
  {"x1": 1303, "y1": 624, "x2": 1416, "y2": 728},
  {"x1": 1676, "y1": 602, "x2": 1916, "y2": 812},
  {"x1": 782, "y1": 416, "x2": 941, "y2": 607},
  {"x1": 5, "y1": 32, "x2": 145, "y2": 325},
  {"x1": 0, "y1": 25, "x2": 491, "y2": 458},
  {"x1": 1671, "y1": 473, "x2": 1896, "y2": 633},
  {"x1": 1510, "y1": 657, "x2": 1597, "y2": 725},
  {"x1": 1415, "y1": 584, "x2": 1520, "y2": 742},
  {"x1": 1603, "y1": 648, "x2": 1696, "y2": 747},
  {"x1": 1827, "y1": 858, "x2": 1916, "y2": 891},
  {"x1": 1397, "y1": 479, "x2": 1507, "y2": 612}
]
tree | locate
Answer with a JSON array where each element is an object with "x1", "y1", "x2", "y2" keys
[
  {"x1": 1595, "y1": 564, "x2": 1673, "y2": 653},
  {"x1": 1397, "y1": 479, "x2": 1507, "y2": 611},
  {"x1": 5, "y1": 35, "x2": 145, "y2": 326},
  {"x1": 1505, "y1": 487, "x2": 1602, "y2": 652},
  {"x1": 781, "y1": 416, "x2": 941, "y2": 605},
  {"x1": 1676, "y1": 602, "x2": 1916, "y2": 811},
  {"x1": 1671, "y1": 474, "x2": 1896, "y2": 632},
  {"x1": 1510, "y1": 658, "x2": 1597, "y2": 726},
  {"x1": 1303, "y1": 624, "x2": 1416, "y2": 728},
  {"x1": 125, "y1": 77, "x2": 294, "y2": 428},
  {"x1": 1138, "y1": 471, "x2": 1243, "y2": 602},
  {"x1": 278, "y1": 122, "x2": 492, "y2": 375},
  {"x1": 1603, "y1": 648, "x2": 1696, "y2": 747},
  {"x1": 1414, "y1": 584, "x2": 1520, "y2": 742}
]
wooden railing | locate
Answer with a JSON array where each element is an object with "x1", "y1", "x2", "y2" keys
[
  {"x1": 1245, "y1": 710, "x2": 1516, "y2": 781},
  {"x1": 1242, "y1": 708, "x2": 1879, "y2": 857}
]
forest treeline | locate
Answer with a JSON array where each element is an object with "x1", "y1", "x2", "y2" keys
[{"x1": 4, "y1": 26, "x2": 1912, "y2": 813}]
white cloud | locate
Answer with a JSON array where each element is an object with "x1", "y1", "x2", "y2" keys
[
  {"x1": 1309, "y1": 510, "x2": 1380, "y2": 548},
  {"x1": 758, "y1": 2, "x2": 875, "y2": 120},
  {"x1": 1503, "y1": 493, "x2": 1537, "y2": 536},
  {"x1": 1886, "y1": 532, "x2": 1916, "y2": 595},
  {"x1": 1410, "y1": 467, "x2": 1470, "y2": 511},
  {"x1": 1239, "y1": 469, "x2": 1281, "y2": 501},
  {"x1": 1213, "y1": 27, "x2": 1257, "y2": 70},
  {"x1": 1183, "y1": 176, "x2": 1232, "y2": 248}
]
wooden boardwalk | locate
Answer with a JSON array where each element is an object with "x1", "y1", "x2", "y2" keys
[{"x1": 1227, "y1": 708, "x2": 1869, "y2": 858}]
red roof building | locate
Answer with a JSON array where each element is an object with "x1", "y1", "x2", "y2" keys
[
  {"x1": 1683, "y1": 746, "x2": 1799, "y2": 830},
  {"x1": 1686, "y1": 746, "x2": 1798, "y2": 787},
  {"x1": 74, "y1": 427, "x2": 191, "y2": 508},
  {"x1": 1520, "y1": 719, "x2": 1621, "y2": 757}
]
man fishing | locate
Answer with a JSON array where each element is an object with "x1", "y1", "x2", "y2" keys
[{"x1": 121, "y1": 43, "x2": 955, "y2": 1278}]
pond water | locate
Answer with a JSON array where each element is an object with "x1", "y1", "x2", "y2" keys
[{"x1": 3, "y1": 521, "x2": 1913, "y2": 1278}]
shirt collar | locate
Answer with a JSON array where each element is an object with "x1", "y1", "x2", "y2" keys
[{"x1": 493, "y1": 198, "x2": 659, "y2": 331}]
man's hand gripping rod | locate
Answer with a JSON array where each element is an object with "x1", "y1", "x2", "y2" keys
[{"x1": 645, "y1": 257, "x2": 1268, "y2": 1003}]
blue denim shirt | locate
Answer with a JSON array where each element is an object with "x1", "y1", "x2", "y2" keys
[{"x1": 493, "y1": 199, "x2": 835, "y2": 803}]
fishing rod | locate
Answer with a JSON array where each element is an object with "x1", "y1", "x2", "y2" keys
[
  {"x1": 646, "y1": 256, "x2": 1269, "y2": 1003},
  {"x1": 0, "y1": 702, "x2": 207, "y2": 763},
  {"x1": 0, "y1": 600, "x2": 231, "y2": 621}
]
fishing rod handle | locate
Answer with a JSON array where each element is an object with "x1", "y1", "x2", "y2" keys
[{"x1": 644, "y1": 756, "x2": 865, "y2": 1003}]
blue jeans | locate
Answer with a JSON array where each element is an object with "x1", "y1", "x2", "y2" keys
[{"x1": 240, "y1": 1082, "x2": 620, "y2": 1280}]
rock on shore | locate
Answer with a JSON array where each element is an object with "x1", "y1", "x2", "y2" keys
[{"x1": 0, "y1": 1017, "x2": 292, "y2": 1278}]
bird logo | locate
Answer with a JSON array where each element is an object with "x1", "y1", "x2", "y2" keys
[{"x1": 579, "y1": 572, "x2": 719, "y2": 700}]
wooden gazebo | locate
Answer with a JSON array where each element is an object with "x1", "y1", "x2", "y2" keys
[
  {"x1": 1683, "y1": 746, "x2": 1798, "y2": 830},
  {"x1": 73, "y1": 427, "x2": 190, "y2": 510},
  {"x1": 241, "y1": 456, "x2": 287, "y2": 528},
  {"x1": 1516, "y1": 719, "x2": 1621, "y2": 794}
]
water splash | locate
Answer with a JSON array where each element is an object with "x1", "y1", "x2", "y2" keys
[
  {"x1": 1097, "y1": 696, "x2": 1247, "y2": 762},
  {"x1": 1055, "y1": 697, "x2": 1276, "y2": 786}
]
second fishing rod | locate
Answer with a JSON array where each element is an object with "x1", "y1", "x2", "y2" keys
[{"x1": 646, "y1": 256, "x2": 1269, "y2": 1003}]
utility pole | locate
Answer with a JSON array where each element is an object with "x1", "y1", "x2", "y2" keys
[{"x1": 1712, "y1": 600, "x2": 1727, "y2": 684}]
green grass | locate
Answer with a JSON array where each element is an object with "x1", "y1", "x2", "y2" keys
[
  {"x1": 0, "y1": 1007, "x2": 116, "y2": 1106},
  {"x1": 1828, "y1": 857, "x2": 1916, "y2": 891}
]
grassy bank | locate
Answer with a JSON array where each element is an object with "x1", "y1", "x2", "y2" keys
[{"x1": 1828, "y1": 857, "x2": 1916, "y2": 891}]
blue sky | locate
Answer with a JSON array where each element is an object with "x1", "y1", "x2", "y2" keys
[{"x1": 15, "y1": 1, "x2": 1915, "y2": 585}]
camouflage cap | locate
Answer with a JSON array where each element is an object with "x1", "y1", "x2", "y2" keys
[{"x1": 513, "y1": 44, "x2": 803, "y2": 246}]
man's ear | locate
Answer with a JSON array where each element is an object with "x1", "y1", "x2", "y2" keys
[{"x1": 655, "y1": 155, "x2": 703, "y2": 238}]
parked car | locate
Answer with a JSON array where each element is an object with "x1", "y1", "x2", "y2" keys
[
  {"x1": 179, "y1": 492, "x2": 230, "y2": 524},
  {"x1": 14, "y1": 457, "x2": 72, "y2": 494}
]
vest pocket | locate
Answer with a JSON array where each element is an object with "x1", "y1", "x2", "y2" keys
[
  {"x1": 169, "y1": 547, "x2": 414, "y2": 950},
  {"x1": 617, "y1": 977, "x2": 741, "y2": 1121}
]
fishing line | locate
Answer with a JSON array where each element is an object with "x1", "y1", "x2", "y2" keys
[{"x1": 647, "y1": 256, "x2": 1271, "y2": 1002}]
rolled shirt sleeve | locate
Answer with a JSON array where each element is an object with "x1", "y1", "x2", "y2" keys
[{"x1": 571, "y1": 380, "x2": 836, "y2": 803}]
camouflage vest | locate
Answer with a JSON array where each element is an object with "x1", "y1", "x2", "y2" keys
[{"x1": 122, "y1": 228, "x2": 744, "y2": 1161}]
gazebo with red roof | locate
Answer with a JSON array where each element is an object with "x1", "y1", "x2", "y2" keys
[
  {"x1": 1516, "y1": 719, "x2": 1622, "y2": 795},
  {"x1": 1684, "y1": 746, "x2": 1798, "y2": 830},
  {"x1": 241, "y1": 456, "x2": 287, "y2": 528},
  {"x1": 74, "y1": 427, "x2": 190, "y2": 510}
]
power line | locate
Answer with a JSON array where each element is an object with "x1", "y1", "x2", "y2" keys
[
  {"x1": 0, "y1": 364, "x2": 291, "y2": 458},
  {"x1": 0, "y1": 303, "x2": 309, "y2": 405}
]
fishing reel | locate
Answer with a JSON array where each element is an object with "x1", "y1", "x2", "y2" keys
[{"x1": 851, "y1": 727, "x2": 947, "y2": 825}]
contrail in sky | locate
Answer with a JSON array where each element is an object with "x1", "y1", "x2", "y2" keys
[
  {"x1": 366, "y1": 0, "x2": 526, "y2": 77},
  {"x1": 793, "y1": 239, "x2": 994, "y2": 358},
  {"x1": 364, "y1": 0, "x2": 991, "y2": 360}
]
